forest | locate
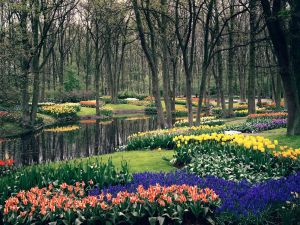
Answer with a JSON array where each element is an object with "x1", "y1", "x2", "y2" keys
[{"x1": 0, "y1": 1, "x2": 300, "y2": 224}]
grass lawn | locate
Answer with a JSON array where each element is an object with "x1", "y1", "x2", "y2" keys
[
  {"x1": 29, "y1": 150, "x2": 174, "y2": 174},
  {"x1": 223, "y1": 117, "x2": 247, "y2": 125},
  {"x1": 78, "y1": 104, "x2": 145, "y2": 117},
  {"x1": 260, "y1": 128, "x2": 300, "y2": 148},
  {"x1": 98, "y1": 150, "x2": 174, "y2": 173},
  {"x1": 77, "y1": 107, "x2": 96, "y2": 116}
]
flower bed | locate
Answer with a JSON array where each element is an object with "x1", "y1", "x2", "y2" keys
[
  {"x1": 99, "y1": 171, "x2": 300, "y2": 224},
  {"x1": 126, "y1": 125, "x2": 226, "y2": 150},
  {"x1": 0, "y1": 158, "x2": 131, "y2": 205},
  {"x1": 39, "y1": 103, "x2": 81, "y2": 120},
  {"x1": 3, "y1": 182, "x2": 220, "y2": 225},
  {"x1": 172, "y1": 133, "x2": 300, "y2": 182},
  {"x1": 174, "y1": 116, "x2": 224, "y2": 127},
  {"x1": 247, "y1": 112, "x2": 288, "y2": 122}
]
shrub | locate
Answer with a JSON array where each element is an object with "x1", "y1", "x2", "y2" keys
[
  {"x1": 145, "y1": 107, "x2": 157, "y2": 115},
  {"x1": 48, "y1": 90, "x2": 96, "y2": 103},
  {"x1": 118, "y1": 91, "x2": 147, "y2": 100},
  {"x1": 100, "y1": 96, "x2": 128, "y2": 104}
]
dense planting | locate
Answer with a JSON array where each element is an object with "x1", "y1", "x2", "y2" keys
[
  {"x1": 127, "y1": 125, "x2": 226, "y2": 150},
  {"x1": 100, "y1": 171, "x2": 300, "y2": 224},
  {"x1": 39, "y1": 103, "x2": 81, "y2": 120},
  {"x1": 0, "y1": 158, "x2": 131, "y2": 205},
  {"x1": 4, "y1": 183, "x2": 220, "y2": 225},
  {"x1": 172, "y1": 133, "x2": 300, "y2": 182}
]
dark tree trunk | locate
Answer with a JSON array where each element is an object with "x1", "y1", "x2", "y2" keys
[
  {"x1": 248, "y1": 0, "x2": 256, "y2": 114},
  {"x1": 260, "y1": 0, "x2": 300, "y2": 135}
]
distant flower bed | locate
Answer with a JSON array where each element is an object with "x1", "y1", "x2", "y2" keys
[
  {"x1": 0, "y1": 111, "x2": 22, "y2": 123},
  {"x1": 4, "y1": 182, "x2": 220, "y2": 225},
  {"x1": 80, "y1": 100, "x2": 98, "y2": 107},
  {"x1": 259, "y1": 101, "x2": 285, "y2": 110},
  {"x1": 247, "y1": 112, "x2": 288, "y2": 121},
  {"x1": 175, "y1": 116, "x2": 224, "y2": 127},
  {"x1": 39, "y1": 103, "x2": 81, "y2": 119}
]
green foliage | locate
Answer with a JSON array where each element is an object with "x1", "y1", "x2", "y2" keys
[
  {"x1": 0, "y1": 158, "x2": 131, "y2": 205},
  {"x1": 118, "y1": 90, "x2": 147, "y2": 100},
  {"x1": 173, "y1": 141, "x2": 300, "y2": 183},
  {"x1": 47, "y1": 90, "x2": 96, "y2": 103},
  {"x1": 63, "y1": 65, "x2": 81, "y2": 92},
  {"x1": 100, "y1": 97, "x2": 128, "y2": 104},
  {"x1": 145, "y1": 107, "x2": 158, "y2": 115}
]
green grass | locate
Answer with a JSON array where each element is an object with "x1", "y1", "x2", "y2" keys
[
  {"x1": 77, "y1": 107, "x2": 96, "y2": 116},
  {"x1": 16, "y1": 150, "x2": 174, "y2": 174},
  {"x1": 78, "y1": 105, "x2": 145, "y2": 117},
  {"x1": 98, "y1": 150, "x2": 174, "y2": 173},
  {"x1": 260, "y1": 128, "x2": 300, "y2": 148},
  {"x1": 223, "y1": 117, "x2": 247, "y2": 125}
]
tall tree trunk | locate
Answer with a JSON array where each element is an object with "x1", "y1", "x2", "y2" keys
[
  {"x1": 132, "y1": 0, "x2": 165, "y2": 128},
  {"x1": 19, "y1": 11, "x2": 31, "y2": 127},
  {"x1": 30, "y1": 0, "x2": 40, "y2": 126},
  {"x1": 248, "y1": 0, "x2": 256, "y2": 114},
  {"x1": 227, "y1": 0, "x2": 234, "y2": 117},
  {"x1": 160, "y1": 0, "x2": 172, "y2": 128},
  {"x1": 196, "y1": 0, "x2": 214, "y2": 125},
  {"x1": 95, "y1": 24, "x2": 101, "y2": 116},
  {"x1": 260, "y1": 0, "x2": 300, "y2": 135}
]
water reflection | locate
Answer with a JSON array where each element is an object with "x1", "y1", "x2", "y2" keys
[{"x1": 0, "y1": 117, "x2": 157, "y2": 166}]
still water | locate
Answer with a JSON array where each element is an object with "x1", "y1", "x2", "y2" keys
[{"x1": 0, "y1": 116, "x2": 158, "y2": 166}]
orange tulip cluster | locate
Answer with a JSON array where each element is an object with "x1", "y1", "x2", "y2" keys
[
  {"x1": 248, "y1": 112, "x2": 288, "y2": 119},
  {"x1": 4, "y1": 182, "x2": 219, "y2": 222},
  {"x1": 80, "y1": 100, "x2": 96, "y2": 106}
]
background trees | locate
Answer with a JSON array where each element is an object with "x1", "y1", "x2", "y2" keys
[{"x1": 0, "y1": 0, "x2": 299, "y2": 135}]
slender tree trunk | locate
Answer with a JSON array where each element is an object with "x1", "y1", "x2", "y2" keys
[
  {"x1": 248, "y1": 0, "x2": 256, "y2": 114},
  {"x1": 19, "y1": 12, "x2": 31, "y2": 127},
  {"x1": 160, "y1": 0, "x2": 173, "y2": 128},
  {"x1": 227, "y1": 0, "x2": 234, "y2": 117},
  {"x1": 30, "y1": 0, "x2": 40, "y2": 126}
]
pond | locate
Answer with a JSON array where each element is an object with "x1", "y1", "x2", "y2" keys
[{"x1": 0, "y1": 116, "x2": 158, "y2": 166}]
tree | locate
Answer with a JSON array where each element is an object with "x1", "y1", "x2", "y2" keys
[
  {"x1": 132, "y1": 0, "x2": 166, "y2": 128},
  {"x1": 260, "y1": 0, "x2": 300, "y2": 135}
]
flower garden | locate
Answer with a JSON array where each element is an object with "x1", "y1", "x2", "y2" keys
[{"x1": 0, "y1": 99, "x2": 299, "y2": 225}]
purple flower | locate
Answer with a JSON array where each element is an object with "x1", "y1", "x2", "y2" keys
[{"x1": 89, "y1": 170, "x2": 300, "y2": 218}]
